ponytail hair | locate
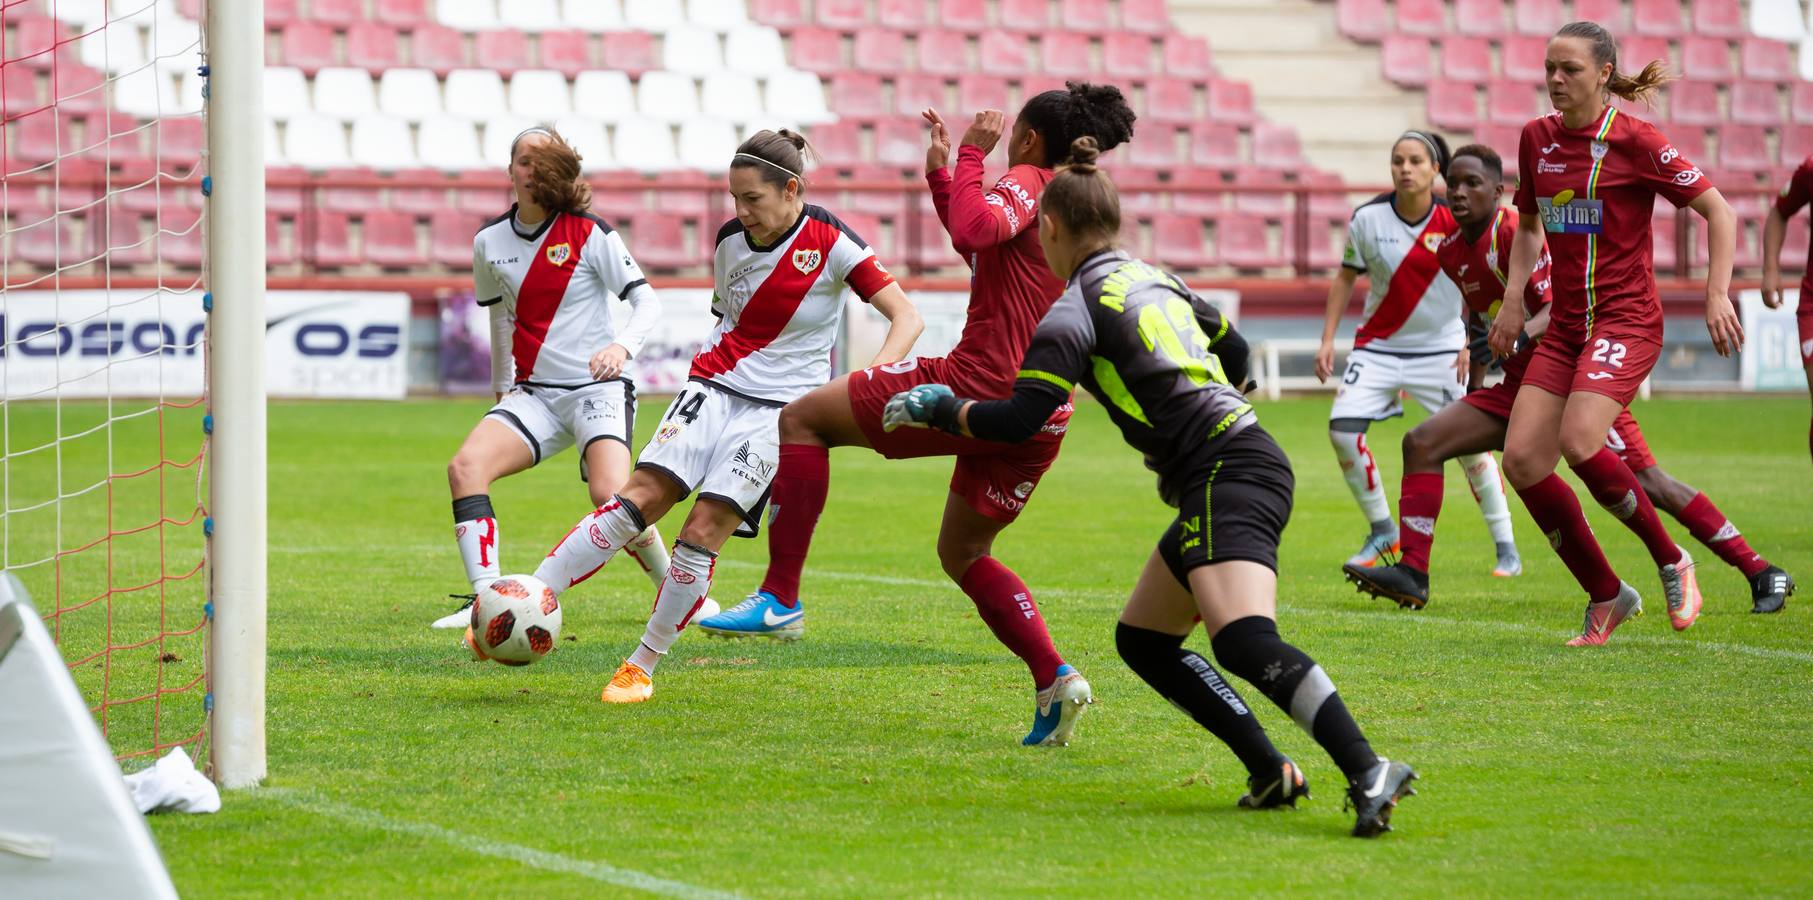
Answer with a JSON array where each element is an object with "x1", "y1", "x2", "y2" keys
[
  {"x1": 730, "y1": 128, "x2": 816, "y2": 192},
  {"x1": 1041, "y1": 136, "x2": 1120, "y2": 243},
  {"x1": 1557, "y1": 20, "x2": 1672, "y2": 104},
  {"x1": 517, "y1": 127, "x2": 592, "y2": 215}
]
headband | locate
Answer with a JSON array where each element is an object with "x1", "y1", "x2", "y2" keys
[
  {"x1": 733, "y1": 152, "x2": 802, "y2": 182},
  {"x1": 508, "y1": 126, "x2": 554, "y2": 156},
  {"x1": 1397, "y1": 130, "x2": 1443, "y2": 167}
]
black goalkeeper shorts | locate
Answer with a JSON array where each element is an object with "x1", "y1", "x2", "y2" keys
[{"x1": 1158, "y1": 425, "x2": 1295, "y2": 584}]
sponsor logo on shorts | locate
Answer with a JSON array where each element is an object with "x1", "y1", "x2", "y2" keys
[
  {"x1": 1586, "y1": 371, "x2": 1615, "y2": 381},
  {"x1": 654, "y1": 422, "x2": 683, "y2": 444},
  {"x1": 729, "y1": 441, "x2": 774, "y2": 486},
  {"x1": 1012, "y1": 481, "x2": 1033, "y2": 500},
  {"x1": 545, "y1": 242, "x2": 573, "y2": 266},
  {"x1": 791, "y1": 248, "x2": 822, "y2": 275},
  {"x1": 984, "y1": 483, "x2": 1026, "y2": 513},
  {"x1": 588, "y1": 524, "x2": 612, "y2": 550}
]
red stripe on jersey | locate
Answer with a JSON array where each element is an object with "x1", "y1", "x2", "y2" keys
[
  {"x1": 689, "y1": 218, "x2": 837, "y2": 380},
  {"x1": 1355, "y1": 208, "x2": 1452, "y2": 348},
  {"x1": 511, "y1": 214, "x2": 594, "y2": 381}
]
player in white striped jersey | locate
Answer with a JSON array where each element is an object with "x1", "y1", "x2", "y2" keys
[
  {"x1": 437, "y1": 126, "x2": 673, "y2": 631},
  {"x1": 531, "y1": 130, "x2": 923, "y2": 702}
]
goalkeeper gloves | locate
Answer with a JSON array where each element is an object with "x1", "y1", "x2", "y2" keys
[{"x1": 881, "y1": 384, "x2": 962, "y2": 433}]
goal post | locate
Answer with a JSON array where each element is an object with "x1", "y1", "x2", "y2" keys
[{"x1": 203, "y1": 0, "x2": 267, "y2": 790}]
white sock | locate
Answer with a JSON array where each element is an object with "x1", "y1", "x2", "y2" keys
[
  {"x1": 623, "y1": 525, "x2": 672, "y2": 590},
  {"x1": 1459, "y1": 452, "x2": 1516, "y2": 547},
  {"x1": 1330, "y1": 429, "x2": 1392, "y2": 527},
  {"x1": 452, "y1": 495, "x2": 499, "y2": 591},
  {"x1": 532, "y1": 496, "x2": 645, "y2": 597},
  {"x1": 628, "y1": 540, "x2": 717, "y2": 676}
]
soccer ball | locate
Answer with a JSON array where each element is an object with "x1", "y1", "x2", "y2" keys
[{"x1": 463, "y1": 574, "x2": 562, "y2": 666}]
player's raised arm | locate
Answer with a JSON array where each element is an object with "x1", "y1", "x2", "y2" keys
[{"x1": 926, "y1": 109, "x2": 1026, "y2": 253}]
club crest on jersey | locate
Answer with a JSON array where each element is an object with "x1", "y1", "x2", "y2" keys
[
  {"x1": 791, "y1": 248, "x2": 822, "y2": 275},
  {"x1": 1422, "y1": 232, "x2": 1443, "y2": 253},
  {"x1": 545, "y1": 242, "x2": 573, "y2": 266},
  {"x1": 1590, "y1": 140, "x2": 1609, "y2": 160},
  {"x1": 1485, "y1": 249, "x2": 1498, "y2": 269}
]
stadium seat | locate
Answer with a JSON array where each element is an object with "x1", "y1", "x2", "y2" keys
[
  {"x1": 1500, "y1": 35, "x2": 1547, "y2": 81},
  {"x1": 476, "y1": 116, "x2": 532, "y2": 164},
  {"x1": 676, "y1": 118, "x2": 739, "y2": 169},
  {"x1": 748, "y1": 0, "x2": 805, "y2": 28},
  {"x1": 1232, "y1": 167, "x2": 1288, "y2": 217},
  {"x1": 663, "y1": 25, "x2": 726, "y2": 76},
  {"x1": 1060, "y1": 0, "x2": 1110, "y2": 31},
  {"x1": 614, "y1": 118, "x2": 678, "y2": 170},
  {"x1": 156, "y1": 116, "x2": 205, "y2": 160},
  {"x1": 637, "y1": 71, "x2": 701, "y2": 123},
  {"x1": 3, "y1": 71, "x2": 42, "y2": 118},
  {"x1": 1485, "y1": 80, "x2": 1536, "y2": 126},
  {"x1": 998, "y1": 0, "x2": 1049, "y2": 31},
  {"x1": 1441, "y1": 37, "x2": 1490, "y2": 84},
  {"x1": 1336, "y1": 0, "x2": 1388, "y2": 41},
  {"x1": 887, "y1": 73, "x2": 941, "y2": 117},
  {"x1": 310, "y1": 0, "x2": 365, "y2": 26},
  {"x1": 957, "y1": 75, "x2": 1010, "y2": 113},
  {"x1": 12, "y1": 213, "x2": 79, "y2": 268},
  {"x1": 1187, "y1": 122, "x2": 1242, "y2": 171},
  {"x1": 1730, "y1": 82, "x2": 1783, "y2": 127},
  {"x1": 1740, "y1": 39, "x2": 1794, "y2": 84},
  {"x1": 1689, "y1": 0, "x2": 1744, "y2": 39},
  {"x1": 591, "y1": 181, "x2": 647, "y2": 219},
  {"x1": 600, "y1": 31, "x2": 660, "y2": 77},
  {"x1": 429, "y1": 211, "x2": 475, "y2": 266},
  {"x1": 1145, "y1": 79, "x2": 1195, "y2": 124},
  {"x1": 418, "y1": 117, "x2": 486, "y2": 170},
  {"x1": 1631, "y1": 0, "x2": 1684, "y2": 37},
  {"x1": 363, "y1": 210, "x2": 421, "y2": 268},
  {"x1": 264, "y1": 211, "x2": 298, "y2": 267},
  {"x1": 376, "y1": 0, "x2": 430, "y2": 26},
  {"x1": 284, "y1": 114, "x2": 350, "y2": 169},
  {"x1": 935, "y1": 0, "x2": 989, "y2": 32},
  {"x1": 1619, "y1": 36, "x2": 1672, "y2": 74},
  {"x1": 814, "y1": 0, "x2": 868, "y2": 29},
  {"x1": 74, "y1": 21, "x2": 145, "y2": 73},
  {"x1": 1301, "y1": 170, "x2": 1352, "y2": 219},
  {"x1": 978, "y1": 32, "x2": 1031, "y2": 76},
  {"x1": 10, "y1": 16, "x2": 61, "y2": 70},
  {"x1": 1792, "y1": 83, "x2": 1813, "y2": 123},
  {"x1": 789, "y1": 27, "x2": 844, "y2": 76},
  {"x1": 905, "y1": 209, "x2": 962, "y2": 269},
  {"x1": 150, "y1": 16, "x2": 203, "y2": 72},
  {"x1": 1102, "y1": 33, "x2": 1155, "y2": 80},
  {"x1": 410, "y1": 24, "x2": 467, "y2": 74},
  {"x1": 1747, "y1": 0, "x2": 1805, "y2": 42},
  {"x1": 1152, "y1": 213, "x2": 1215, "y2": 269},
  {"x1": 550, "y1": 116, "x2": 612, "y2": 169},
  {"x1": 314, "y1": 68, "x2": 378, "y2": 122},
  {"x1": 572, "y1": 71, "x2": 636, "y2": 120},
  {"x1": 107, "y1": 67, "x2": 174, "y2": 119},
  {"x1": 624, "y1": 0, "x2": 685, "y2": 32},
  {"x1": 827, "y1": 73, "x2": 887, "y2": 120},
  {"x1": 1511, "y1": 0, "x2": 1562, "y2": 35},
  {"x1": 1718, "y1": 124, "x2": 1773, "y2": 173},
  {"x1": 805, "y1": 119, "x2": 861, "y2": 162},
  {"x1": 280, "y1": 22, "x2": 336, "y2": 74},
  {"x1": 1207, "y1": 80, "x2": 1256, "y2": 126},
  {"x1": 700, "y1": 72, "x2": 764, "y2": 121},
  {"x1": 1665, "y1": 125, "x2": 1708, "y2": 166},
  {"x1": 872, "y1": 118, "x2": 922, "y2": 168},
  {"x1": 262, "y1": 67, "x2": 310, "y2": 121},
  {"x1": 765, "y1": 70, "x2": 833, "y2": 123},
  {"x1": 1474, "y1": 123, "x2": 1522, "y2": 174},
  {"x1": 689, "y1": 0, "x2": 749, "y2": 30},
  {"x1": 443, "y1": 69, "x2": 508, "y2": 121},
  {"x1": 1040, "y1": 32, "x2": 1093, "y2": 79},
  {"x1": 1668, "y1": 81, "x2": 1720, "y2": 127},
  {"x1": 1680, "y1": 38, "x2": 1733, "y2": 82},
  {"x1": 1126, "y1": 129, "x2": 1181, "y2": 169},
  {"x1": 628, "y1": 214, "x2": 695, "y2": 268},
  {"x1": 345, "y1": 23, "x2": 403, "y2": 72},
  {"x1": 724, "y1": 27, "x2": 788, "y2": 75},
  {"x1": 349, "y1": 115, "x2": 417, "y2": 170},
  {"x1": 1251, "y1": 122, "x2": 1304, "y2": 169},
  {"x1": 1219, "y1": 214, "x2": 1281, "y2": 270},
  {"x1": 317, "y1": 168, "x2": 383, "y2": 213},
  {"x1": 1455, "y1": 0, "x2": 1505, "y2": 37},
  {"x1": 916, "y1": 30, "x2": 968, "y2": 76},
  {"x1": 1394, "y1": 0, "x2": 1445, "y2": 36},
  {"x1": 1426, "y1": 81, "x2": 1478, "y2": 130},
  {"x1": 509, "y1": 69, "x2": 574, "y2": 121},
  {"x1": 1380, "y1": 35, "x2": 1431, "y2": 85},
  {"x1": 876, "y1": 0, "x2": 926, "y2": 28},
  {"x1": 1779, "y1": 124, "x2": 1813, "y2": 163},
  {"x1": 852, "y1": 29, "x2": 909, "y2": 74},
  {"x1": 1120, "y1": 0, "x2": 1169, "y2": 34},
  {"x1": 1166, "y1": 168, "x2": 1225, "y2": 217},
  {"x1": 43, "y1": 62, "x2": 106, "y2": 114},
  {"x1": 538, "y1": 31, "x2": 593, "y2": 77},
  {"x1": 1162, "y1": 35, "x2": 1213, "y2": 82},
  {"x1": 304, "y1": 211, "x2": 357, "y2": 268}
]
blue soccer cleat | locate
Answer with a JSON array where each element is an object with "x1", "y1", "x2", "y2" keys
[
  {"x1": 1022, "y1": 664, "x2": 1092, "y2": 746},
  {"x1": 696, "y1": 590, "x2": 805, "y2": 641}
]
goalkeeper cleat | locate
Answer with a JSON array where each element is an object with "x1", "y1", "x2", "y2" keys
[
  {"x1": 600, "y1": 662, "x2": 654, "y2": 704},
  {"x1": 1749, "y1": 565, "x2": 1795, "y2": 614},
  {"x1": 1022, "y1": 665, "x2": 1092, "y2": 747},
  {"x1": 461, "y1": 626, "x2": 489, "y2": 661},
  {"x1": 1345, "y1": 758, "x2": 1417, "y2": 838},
  {"x1": 432, "y1": 593, "x2": 477, "y2": 629},
  {"x1": 696, "y1": 590, "x2": 804, "y2": 641},
  {"x1": 1344, "y1": 533, "x2": 1400, "y2": 569},
  {"x1": 1342, "y1": 561, "x2": 1429, "y2": 610},
  {"x1": 1238, "y1": 758, "x2": 1309, "y2": 810},
  {"x1": 1565, "y1": 582, "x2": 1644, "y2": 647},
  {"x1": 1492, "y1": 544, "x2": 1523, "y2": 578},
  {"x1": 1659, "y1": 546, "x2": 1702, "y2": 632}
]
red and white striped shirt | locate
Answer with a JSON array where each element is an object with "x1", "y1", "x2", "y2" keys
[{"x1": 1341, "y1": 193, "x2": 1465, "y2": 354}]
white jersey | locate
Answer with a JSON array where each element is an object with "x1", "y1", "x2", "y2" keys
[
  {"x1": 1340, "y1": 193, "x2": 1466, "y2": 355},
  {"x1": 474, "y1": 206, "x2": 660, "y2": 392},
  {"x1": 688, "y1": 204, "x2": 896, "y2": 405}
]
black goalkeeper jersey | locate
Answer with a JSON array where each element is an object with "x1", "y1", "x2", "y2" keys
[{"x1": 1013, "y1": 249, "x2": 1255, "y2": 506}]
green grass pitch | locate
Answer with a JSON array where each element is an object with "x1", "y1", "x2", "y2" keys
[{"x1": 11, "y1": 394, "x2": 1813, "y2": 896}]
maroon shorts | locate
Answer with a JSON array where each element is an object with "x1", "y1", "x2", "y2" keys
[
  {"x1": 848, "y1": 357, "x2": 1071, "y2": 523},
  {"x1": 1519, "y1": 326, "x2": 1661, "y2": 406},
  {"x1": 1800, "y1": 301, "x2": 1813, "y2": 365},
  {"x1": 1458, "y1": 344, "x2": 1536, "y2": 421},
  {"x1": 1604, "y1": 409, "x2": 1657, "y2": 472}
]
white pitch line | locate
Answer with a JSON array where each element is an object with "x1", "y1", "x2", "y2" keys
[
  {"x1": 259, "y1": 788, "x2": 740, "y2": 900},
  {"x1": 713, "y1": 559, "x2": 1813, "y2": 666}
]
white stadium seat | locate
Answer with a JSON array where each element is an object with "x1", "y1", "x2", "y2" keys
[
  {"x1": 762, "y1": 70, "x2": 833, "y2": 124},
  {"x1": 263, "y1": 67, "x2": 311, "y2": 121},
  {"x1": 112, "y1": 68, "x2": 177, "y2": 118},
  {"x1": 284, "y1": 113, "x2": 352, "y2": 169},
  {"x1": 635, "y1": 70, "x2": 700, "y2": 123},
  {"x1": 661, "y1": 25, "x2": 724, "y2": 76},
  {"x1": 687, "y1": 0, "x2": 748, "y2": 31},
  {"x1": 177, "y1": 69, "x2": 205, "y2": 114},
  {"x1": 742, "y1": 119, "x2": 799, "y2": 140},
  {"x1": 677, "y1": 118, "x2": 739, "y2": 169},
  {"x1": 377, "y1": 69, "x2": 444, "y2": 121},
  {"x1": 498, "y1": 0, "x2": 564, "y2": 31},
  {"x1": 443, "y1": 69, "x2": 509, "y2": 121},
  {"x1": 613, "y1": 117, "x2": 678, "y2": 171},
  {"x1": 418, "y1": 117, "x2": 487, "y2": 169},
  {"x1": 78, "y1": 25, "x2": 146, "y2": 71},
  {"x1": 723, "y1": 27, "x2": 788, "y2": 76},
  {"x1": 151, "y1": 17, "x2": 203, "y2": 71},
  {"x1": 437, "y1": 0, "x2": 499, "y2": 31},
  {"x1": 507, "y1": 69, "x2": 574, "y2": 121},
  {"x1": 553, "y1": 117, "x2": 615, "y2": 171},
  {"x1": 480, "y1": 115, "x2": 537, "y2": 164},
  {"x1": 1752, "y1": 0, "x2": 1806, "y2": 42},
  {"x1": 700, "y1": 72, "x2": 763, "y2": 121},
  {"x1": 50, "y1": 0, "x2": 106, "y2": 30},
  {"x1": 264, "y1": 118, "x2": 285, "y2": 165},
  {"x1": 313, "y1": 68, "x2": 378, "y2": 122},
  {"x1": 349, "y1": 114, "x2": 419, "y2": 170},
  {"x1": 623, "y1": 0, "x2": 684, "y2": 32},
  {"x1": 561, "y1": 0, "x2": 624, "y2": 30},
  {"x1": 572, "y1": 71, "x2": 636, "y2": 119}
]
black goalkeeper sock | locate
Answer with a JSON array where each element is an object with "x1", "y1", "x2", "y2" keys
[
  {"x1": 1210, "y1": 615, "x2": 1379, "y2": 782},
  {"x1": 1116, "y1": 622, "x2": 1283, "y2": 777}
]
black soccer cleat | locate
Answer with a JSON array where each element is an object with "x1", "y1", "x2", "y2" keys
[
  {"x1": 1342, "y1": 561, "x2": 1430, "y2": 610},
  {"x1": 1238, "y1": 757, "x2": 1310, "y2": 810},
  {"x1": 1345, "y1": 758, "x2": 1417, "y2": 838},
  {"x1": 431, "y1": 593, "x2": 478, "y2": 629},
  {"x1": 1750, "y1": 566, "x2": 1795, "y2": 614}
]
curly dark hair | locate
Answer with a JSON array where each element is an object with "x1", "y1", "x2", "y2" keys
[{"x1": 1017, "y1": 81, "x2": 1137, "y2": 168}]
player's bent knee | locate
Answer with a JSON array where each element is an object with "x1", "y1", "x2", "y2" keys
[
  {"x1": 937, "y1": 543, "x2": 990, "y2": 582},
  {"x1": 1499, "y1": 448, "x2": 1548, "y2": 490},
  {"x1": 447, "y1": 453, "x2": 485, "y2": 494},
  {"x1": 1401, "y1": 426, "x2": 1435, "y2": 469}
]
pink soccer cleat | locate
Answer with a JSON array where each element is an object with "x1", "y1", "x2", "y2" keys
[{"x1": 1566, "y1": 582, "x2": 1644, "y2": 647}]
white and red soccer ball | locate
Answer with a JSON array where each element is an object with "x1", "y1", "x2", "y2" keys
[{"x1": 463, "y1": 574, "x2": 562, "y2": 666}]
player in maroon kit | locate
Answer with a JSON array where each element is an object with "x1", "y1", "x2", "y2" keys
[
  {"x1": 1489, "y1": 21, "x2": 1745, "y2": 645},
  {"x1": 1347, "y1": 145, "x2": 1794, "y2": 614},
  {"x1": 700, "y1": 83, "x2": 1138, "y2": 746},
  {"x1": 1761, "y1": 154, "x2": 1813, "y2": 476}
]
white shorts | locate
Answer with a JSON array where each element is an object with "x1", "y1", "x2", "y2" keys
[
  {"x1": 487, "y1": 379, "x2": 637, "y2": 480},
  {"x1": 636, "y1": 380, "x2": 780, "y2": 536},
  {"x1": 1329, "y1": 348, "x2": 1464, "y2": 422}
]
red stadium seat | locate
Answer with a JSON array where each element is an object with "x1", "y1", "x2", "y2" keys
[
  {"x1": 346, "y1": 24, "x2": 403, "y2": 71},
  {"x1": 872, "y1": 119, "x2": 923, "y2": 168},
  {"x1": 592, "y1": 184, "x2": 647, "y2": 220},
  {"x1": 936, "y1": 0, "x2": 989, "y2": 32},
  {"x1": 1571, "y1": 0, "x2": 1630, "y2": 33},
  {"x1": 262, "y1": 0, "x2": 301, "y2": 27},
  {"x1": 843, "y1": 165, "x2": 913, "y2": 216},
  {"x1": 1730, "y1": 82, "x2": 1783, "y2": 127},
  {"x1": 1511, "y1": 0, "x2": 1563, "y2": 35},
  {"x1": 1740, "y1": 39, "x2": 1794, "y2": 83},
  {"x1": 539, "y1": 31, "x2": 593, "y2": 77},
  {"x1": 281, "y1": 23, "x2": 337, "y2": 74},
  {"x1": 1303, "y1": 170, "x2": 1353, "y2": 219},
  {"x1": 1631, "y1": 0, "x2": 1685, "y2": 37},
  {"x1": 1233, "y1": 167, "x2": 1288, "y2": 217},
  {"x1": 319, "y1": 174, "x2": 383, "y2": 214},
  {"x1": 1041, "y1": 32, "x2": 1095, "y2": 79},
  {"x1": 836, "y1": 212, "x2": 888, "y2": 257},
  {"x1": 1206, "y1": 80, "x2": 1255, "y2": 126},
  {"x1": 389, "y1": 170, "x2": 450, "y2": 215},
  {"x1": 1251, "y1": 123, "x2": 1304, "y2": 169},
  {"x1": 10, "y1": 16, "x2": 61, "y2": 70},
  {"x1": 815, "y1": 0, "x2": 869, "y2": 29},
  {"x1": 1719, "y1": 124, "x2": 1773, "y2": 173},
  {"x1": 1455, "y1": 0, "x2": 1506, "y2": 36},
  {"x1": 1162, "y1": 35, "x2": 1212, "y2": 82},
  {"x1": 1679, "y1": 37, "x2": 1733, "y2": 82},
  {"x1": 892, "y1": 73, "x2": 945, "y2": 117},
  {"x1": 1486, "y1": 80, "x2": 1537, "y2": 126},
  {"x1": 1619, "y1": 37, "x2": 1672, "y2": 74},
  {"x1": 750, "y1": 0, "x2": 807, "y2": 28},
  {"x1": 852, "y1": 29, "x2": 909, "y2": 74},
  {"x1": 475, "y1": 30, "x2": 531, "y2": 75},
  {"x1": 375, "y1": 0, "x2": 430, "y2": 26},
  {"x1": 156, "y1": 116, "x2": 206, "y2": 160},
  {"x1": 264, "y1": 212, "x2": 298, "y2": 267},
  {"x1": 806, "y1": 120, "x2": 862, "y2": 162},
  {"x1": 1380, "y1": 35, "x2": 1431, "y2": 85},
  {"x1": 1782, "y1": 125, "x2": 1813, "y2": 163},
  {"x1": 1127, "y1": 129, "x2": 1181, "y2": 169},
  {"x1": 4, "y1": 68, "x2": 41, "y2": 115},
  {"x1": 653, "y1": 182, "x2": 710, "y2": 218},
  {"x1": 1427, "y1": 81, "x2": 1479, "y2": 130},
  {"x1": 1187, "y1": 122, "x2": 1242, "y2": 171},
  {"x1": 310, "y1": 0, "x2": 365, "y2": 26},
  {"x1": 47, "y1": 63, "x2": 106, "y2": 114},
  {"x1": 1144, "y1": 79, "x2": 1195, "y2": 124},
  {"x1": 1441, "y1": 37, "x2": 1491, "y2": 83},
  {"x1": 957, "y1": 75, "x2": 1010, "y2": 113},
  {"x1": 1153, "y1": 214, "x2": 1216, "y2": 269},
  {"x1": 1500, "y1": 36, "x2": 1547, "y2": 81},
  {"x1": 978, "y1": 32, "x2": 1030, "y2": 76},
  {"x1": 1650, "y1": 213, "x2": 1677, "y2": 270},
  {"x1": 158, "y1": 207, "x2": 206, "y2": 269},
  {"x1": 8, "y1": 111, "x2": 62, "y2": 164},
  {"x1": 600, "y1": 32, "x2": 660, "y2": 78},
  {"x1": 1219, "y1": 214, "x2": 1283, "y2": 270},
  {"x1": 1394, "y1": 0, "x2": 1446, "y2": 36},
  {"x1": 1474, "y1": 124, "x2": 1523, "y2": 176},
  {"x1": 906, "y1": 209, "x2": 964, "y2": 269},
  {"x1": 917, "y1": 30, "x2": 967, "y2": 76},
  {"x1": 1170, "y1": 168, "x2": 1228, "y2": 217},
  {"x1": 1102, "y1": 33, "x2": 1156, "y2": 80},
  {"x1": 1667, "y1": 81, "x2": 1721, "y2": 127},
  {"x1": 429, "y1": 212, "x2": 472, "y2": 267},
  {"x1": 410, "y1": 24, "x2": 466, "y2": 73},
  {"x1": 1120, "y1": 0, "x2": 1169, "y2": 34},
  {"x1": 106, "y1": 211, "x2": 153, "y2": 267},
  {"x1": 1662, "y1": 125, "x2": 1708, "y2": 167},
  {"x1": 1690, "y1": 0, "x2": 1744, "y2": 39},
  {"x1": 876, "y1": 0, "x2": 928, "y2": 29},
  {"x1": 363, "y1": 211, "x2": 421, "y2": 269},
  {"x1": 1060, "y1": 0, "x2": 1111, "y2": 31},
  {"x1": 1786, "y1": 218, "x2": 1812, "y2": 267},
  {"x1": 1336, "y1": 0, "x2": 1388, "y2": 41},
  {"x1": 827, "y1": 74, "x2": 887, "y2": 120},
  {"x1": 999, "y1": 0, "x2": 1050, "y2": 31},
  {"x1": 1793, "y1": 83, "x2": 1813, "y2": 123},
  {"x1": 13, "y1": 214, "x2": 81, "y2": 268},
  {"x1": 789, "y1": 27, "x2": 844, "y2": 75},
  {"x1": 309, "y1": 212, "x2": 360, "y2": 268},
  {"x1": 629, "y1": 215, "x2": 695, "y2": 270}
]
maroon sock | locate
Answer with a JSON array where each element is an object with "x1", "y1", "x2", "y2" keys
[
  {"x1": 958, "y1": 557, "x2": 1064, "y2": 688},
  {"x1": 1675, "y1": 492, "x2": 1769, "y2": 578},
  {"x1": 758, "y1": 444, "x2": 830, "y2": 609},
  {"x1": 1397, "y1": 472, "x2": 1445, "y2": 574},
  {"x1": 1515, "y1": 473, "x2": 1622, "y2": 602},
  {"x1": 1569, "y1": 448, "x2": 1680, "y2": 567}
]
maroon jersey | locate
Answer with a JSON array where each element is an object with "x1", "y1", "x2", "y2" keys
[
  {"x1": 1513, "y1": 107, "x2": 1711, "y2": 341},
  {"x1": 926, "y1": 144, "x2": 1064, "y2": 395},
  {"x1": 1772, "y1": 156, "x2": 1813, "y2": 301},
  {"x1": 1436, "y1": 207, "x2": 1553, "y2": 321}
]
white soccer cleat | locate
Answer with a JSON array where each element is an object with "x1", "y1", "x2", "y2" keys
[{"x1": 432, "y1": 594, "x2": 477, "y2": 629}]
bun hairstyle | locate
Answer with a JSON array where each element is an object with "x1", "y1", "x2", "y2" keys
[
  {"x1": 1451, "y1": 143, "x2": 1504, "y2": 183},
  {"x1": 1040, "y1": 136, "x2": 1121, "y2": 242},
  {"x1": 517, "y1": 127, "x2": 591, "y2": 215},
  {"x1": 1556, "y1": 20, "x2": 1672, "y2": 104},
  {"x1": 1017, "y1": 81, "x2": 1137, "y2": 168},
  {"x1": 1396, "y1": 129, "x2": 1452, "y2": 179},
  {"x1": 731, "y1": 128, "x2": 816, "y2": 192}
]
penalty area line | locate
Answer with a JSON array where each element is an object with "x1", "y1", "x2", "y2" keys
[{"x1": 258, "y1": 788, "x2": 741, "y2": 900}]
